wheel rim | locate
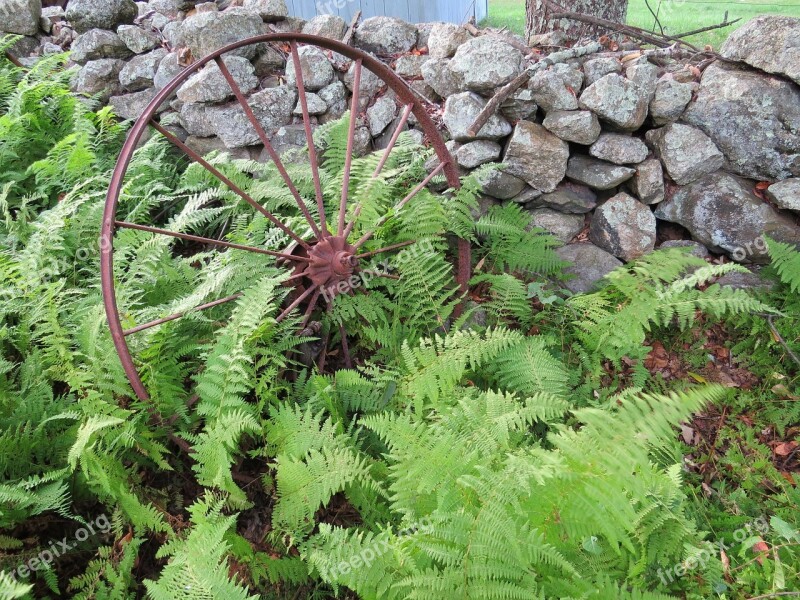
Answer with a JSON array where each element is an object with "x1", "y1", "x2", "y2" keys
[{"x1": 101, "y1": 33, "x2": 469, "y2": 401}]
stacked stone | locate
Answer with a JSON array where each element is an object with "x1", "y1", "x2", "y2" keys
[{"x1": 4, "y1": 2, "x2": 799, "y2": 293}]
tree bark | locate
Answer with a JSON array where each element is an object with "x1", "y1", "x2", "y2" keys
[{"x1": 526, "y1": 0, "x2": 629, "y2": 42}]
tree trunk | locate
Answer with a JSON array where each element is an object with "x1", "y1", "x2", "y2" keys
[{"x1": 526, "y1": 0, "x2": 628, "y2": 42}]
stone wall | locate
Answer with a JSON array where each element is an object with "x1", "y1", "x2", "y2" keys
[{"x1": 5, "y1": 0, "x2": 800, "y2": 292}]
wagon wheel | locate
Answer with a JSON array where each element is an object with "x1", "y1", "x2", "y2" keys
[{"x1": 101, "y1": 33, "x2": 471, "y2": 401}]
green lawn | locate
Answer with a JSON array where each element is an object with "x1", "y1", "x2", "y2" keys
[{"x1": 482, "y1": 0, "x2": 800, "y2": 48}]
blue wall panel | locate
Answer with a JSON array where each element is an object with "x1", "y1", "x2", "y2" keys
[{"x1": 288, "y1": 0, "x2": 489, "y2": 24}]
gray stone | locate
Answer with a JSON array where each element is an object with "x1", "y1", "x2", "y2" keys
[
  {"x1": 181, "y1": 8, "x2": 265, "y2": 59},
  {"x1": 394, "y1": 54, "x2": 426, "y2": 78},
  {"x1": 253, "y1": 45, "x2": 285, "y2": 76},
  {"x1": 10, "y1": 35, "x2": 39, "y2": 59},
  {"x1": 353, "y1": 126, "x2": 372, "y2": 157},
  {"x1": 450, "y1": 36, "x2": 524, "y2": 93},
  {"x1": 655, "y1": 171, "x2": 800, "y2": 263},
  {"x1": 421, "y1": 58, "x2": 463, "y2": 99},
  {"x1": 66, "y1": 0, "x2": 137, "y2": 33},
  {"x1": 177, "y1": 56, "x2": 257, "y2": 104},
  {"x1": 243, "y1": 0, "x2": 288, "y2": 22},
  {"x1": 72, "y1": 58, "x2": 125, "y2": 100},
  {"x1": 471, "y1": 195, "x2": 500, "y2": 220},
  {"x1": 476, "y1": 168, "x2": 527, "y2": 200},
  {"x1": 195, "y1": 3, "x2": 218, "y2": 14},
  {"x1": 579, "y1": 73, "x2": 649, "y2": 131},
  {"x1": 500, "y1": 87, "x2": 538, "y2": 122},
  {"x1": 649, "y1": 76, "x2": 694, "y2": 125},
  {"x1": 345, "y1": 60, "x2": 383, "y2": 97},
  {"x1": 720, "y1": 15, "x2": 800, "y2": 85},
  {"x1": 767, "y1": 179, "x2": 800, "y2": 211},
  {"x1": 294, "y1": 92, "x2": 327, "y2": 116},
  {"x1": 589, "y1": 133, "x2": 648, "y2": 165},
  {"x1": 109, "y1": 88, "x2": 166, "y2": 120},
  {"x1": 646, "y1": 123, "x2": 723, "y2": 185},
  {"x1": 511, "y1": 187, "x2": 543, "y2": 205},
  {"x1": 626, "y1": 62, "x2": 659, "y2": 99},
  {"x1": 415, "y1": 21, "x2": 438, "y2": 49},
  {"x1": 179, "y1": 102, "x2": 217, "y2": 137},
  {"x1": 660, "y1": 240, "x2": 710, "y2": 259},
  {"x1": 683, "y1": 62, "x2": 800, "y2": 181},
  {"x1": 285, "y1": 45, "x2": 334, "y2": 91},
  {"x1": 367, "y1": 95, "x2": 397, "y2": 136},
  {"x1": 258, "y1": 125, "x2": 308, "y2": 157},
  {"x1": 566, "y1": 156, "x2": 635, "y2": 190},
  {"x1": 117, "y1": 24, "x2": 160, "y2": 53},
  {"x1": 70, "y1": 29, "x2": 132, "y2": 64},
  {"x1": 503, "y1": 121, "x2": 569, "y2": 193},
  {"x1": 318, "y1": 81, "x2": 347, "y2": 121},
  {"x1": 716, "y1": 270, "x2": 772, "y2": 290},
  {"x1": 542, "y1": 110, "x2": 601, "y2": 145},
  {"x1": 40, "y1": 6, "x2": 65, "y2": 34},
  {"x1": 149, "y1": 0, "x2": 191, "y2": 19},
  {"x1": 590, "y1": 192, "x2": 656, "y2": 261},
  {"x1": 186, "y1": 135, "x2": 253, "y2": 160},
  {"x1": 528, "y1": 208, "x2": 584, "y2": 242},
  {"x1": 530, "y1": 66, "x2": 580, "y2": 112},
  {"x1": 161, "y1": 21, "x2": 182, "y2": 47},
  {"x1": 456, "y1": 140, "x2": 501, "y2": 168},
  {"x1": 428, "y1": 22, "x2": 471, "y2": 58},
  {"x1": 1, "y1": 0, "x2": 40, "y2": 35},
  {"x1": 629, "y1": 159, "x2": 664, "y2": 205},
  {"x1": 425, "y1": 140, "x2": 460, "y2": 174},
  {"x1": 556, "y1": 243, "x2": 623, "y2": 293},
  {"x1": 443, "y1": 92, "x2": 512, "y2": 142},
  {"x1": 153, "y1": 51, "x2": 183, "y2": 90},
  {"x1": 582, "y1": 56, "x2": 621, "y2": 86},
  {"x1": 409, "y1": 79, "x2": 439, "y2": 104},
  {"x1": 532, "y1": 182, "x2": 597, "y2": 214},
  {"x1": 119, "y1": 47, "x2": 167, "y2": 91},
  {"x1": 212, "y1": 86, "x2": 297, "y2": 148},
  {"x1": 301, "y1": 14, "x2": 346, "y2": 40},
  {"x1": 355, "y1": 16, "x2": 417, "y2": 55},
  {"x1": 270, "y1": 16, "x2": 306, "y2": 34}
]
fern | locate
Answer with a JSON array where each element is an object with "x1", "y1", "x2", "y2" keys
[{"x1": 144, "y1": 495, "x2": 257, "y2": 600}]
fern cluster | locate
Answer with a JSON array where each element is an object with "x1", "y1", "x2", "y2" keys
[{"x1": 1, "y1": 47, "x2": 794, "y2": 600}]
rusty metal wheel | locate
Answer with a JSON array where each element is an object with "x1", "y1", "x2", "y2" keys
[{"x1": 102, "y1": 33, "x2": 470, "y2": 401}]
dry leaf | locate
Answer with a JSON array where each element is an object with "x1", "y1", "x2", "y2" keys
[{"x1": 774, "y1": 441, "x2": 798, "y2": 457}]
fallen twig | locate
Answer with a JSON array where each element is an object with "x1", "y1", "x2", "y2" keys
[
  {"x1": 673, "y1": 13, "x2": 741, "y2": 40},
  {"x1": 765, "y1": 315, "x2": 800, "y2": 368},
  {"x1": 342, "y1": 10, "x2": 362, "y2": 46},
  {"x1": 550, "y1": 10, "x2": 686, "y2": 49}
]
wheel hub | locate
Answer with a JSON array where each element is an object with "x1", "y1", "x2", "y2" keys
[{"x1": 306, "y1": 235, "x2": 359, "y2": 295}]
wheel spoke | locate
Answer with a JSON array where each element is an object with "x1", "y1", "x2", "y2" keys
[
  {"x1": 299, "y1": 288, "x2": 321, "y2": 331},
  {"x1": 338, "y1": 59, "x2": 362, "y2": 236},
  {"x1": 214, "y1": 57, "x2": 323, "y2": 240},
  {"x1": 290, "y1": 42, "x2": 329, "y2": 237},
  {"x1": 355, "y1": 240, "x2": 415, "y2": 259},
  {"x1": 124, "y1": 293, "x2": 242, "y2": 336},
  {"x1": 354, "y1": 161, "x2": 446, "y2": 249},
  {"x1": 362, "y1": 271, "x2": 401, "y2": 281},
  {"x1": 343, "y1": 104, "x2": 414, "y2": 240},
  {"x1": 340, "y1": 323, "x2": 353, "y2": 368},
  {"x1": 275, "y1": 285, "x2": 317, "y2": 323},
  {"x1": 150, "y1": 120, "x2": 311, "y2": 249},
  {"x1": 115, "y1": 221, "x2": 311, "y2": 262},
  {"x1": 373, "y1": 103, "x2": 413, "y2": 177}
]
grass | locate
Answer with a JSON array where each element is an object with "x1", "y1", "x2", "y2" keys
[{"x1": 481, "y1": 0, "x2": 800, "y2": 48}]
